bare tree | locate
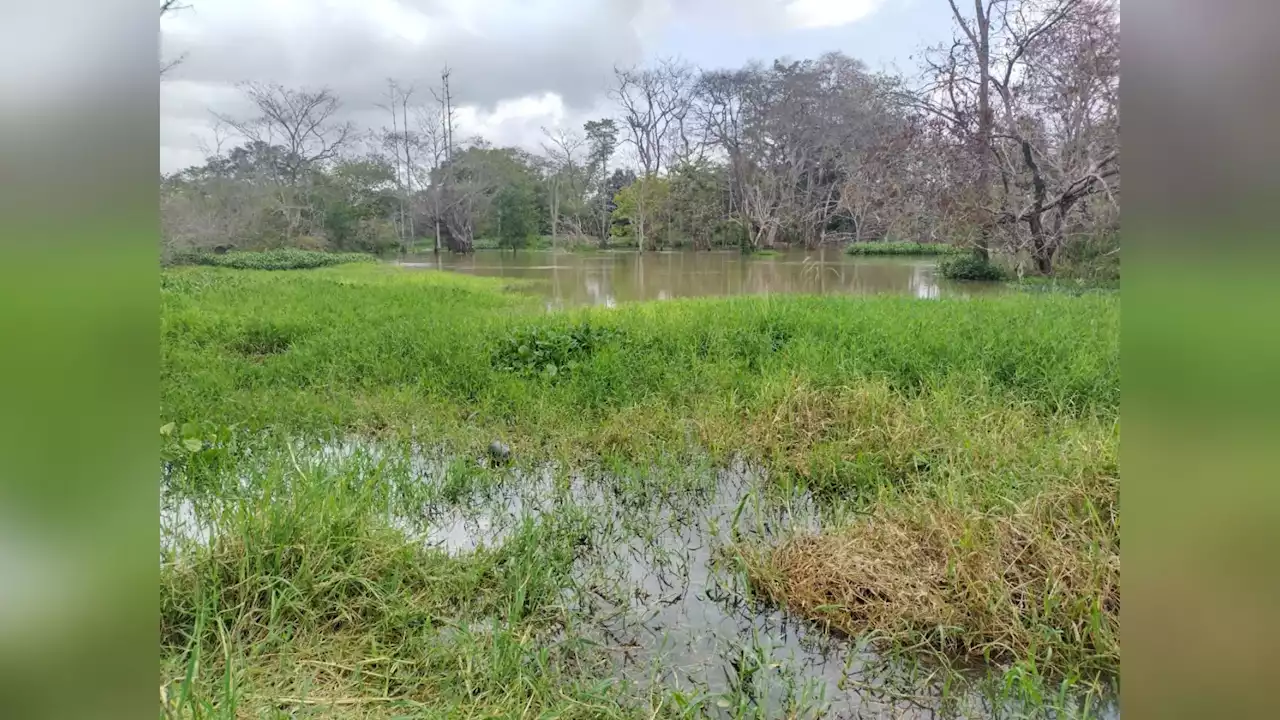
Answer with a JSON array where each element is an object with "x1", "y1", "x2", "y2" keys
[
  {"x1": 414, "y1": 103, "x2": 449, "y2": 254},
  {"x1": 212, "y1": 84, "x2": 356, "y2": 243},
  {"x1": 215, "y1": 83, "x2": 355, "y2": 185},
  {"x1": 612, "y1": 58, "x2": 696, "y2": 250},
  {"x1": 541, "y1": 127, "x2": 585, "y2": 247},
  {"x1": 984, "y1": 0, "x2": 1118, "y2": 273},
  {"x1": 944, "y1": 0, "x2": 998, "y2": 261},
  {"x1": 159, "y1": 1, "x2": 191, "y2": 77},
  {"x1": 378, "y1": 80, "x2": 421, "y2": 252},
  {"x1": 422, "y1": 66, "x2": 460, "y2": 252},
  {"x1": 431, "y1": 66, "x2": 457, "y2": 164}
]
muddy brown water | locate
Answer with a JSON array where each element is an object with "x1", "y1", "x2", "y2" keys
[
  {"x1": 162, "y1": 442, "x2": 1117, "y2": 718},
  {"x1": 399, "y1": 248, "x2": 1006, "y2": 307}
]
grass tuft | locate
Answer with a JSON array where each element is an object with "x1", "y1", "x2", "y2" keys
[{"x1": 741, "y1": 472, "x2": 1119, "y2": 681}]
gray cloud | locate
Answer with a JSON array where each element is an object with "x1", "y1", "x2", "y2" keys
[
  {"x1": 161, "y1": 0, "x2": 672, "y2": 171},
  {"x1": 159, "y1": 0, "x2": 899, "y2": 172}
]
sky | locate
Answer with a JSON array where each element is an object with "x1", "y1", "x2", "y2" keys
[{"x1": 160, "y1": 0, "x2": 955, "y2": 174}]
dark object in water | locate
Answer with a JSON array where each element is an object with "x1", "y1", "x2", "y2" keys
[{"x1": 488, "y1": 440, "x2": 511, "y2": 463}]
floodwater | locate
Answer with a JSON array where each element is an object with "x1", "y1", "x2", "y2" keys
[
  {"x1": 400, "y1": 248, "x2": 1005, "y2": 307},
  {"x1": 162, "y1": 442, "x2": 1117, "y2": 718}
]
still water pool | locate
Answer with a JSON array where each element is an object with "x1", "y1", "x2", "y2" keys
[{"x1": 401, "y1": 248, "x2": 1005, "y2": 307}]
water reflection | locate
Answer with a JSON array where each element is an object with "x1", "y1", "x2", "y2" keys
[{"x1": 401, "y1": 248, "x2": 1004, "y2": 307}]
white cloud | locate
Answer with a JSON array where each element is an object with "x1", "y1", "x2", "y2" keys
[{"x1": 784, "y1": 0, "x2": 887, "y2": 29}]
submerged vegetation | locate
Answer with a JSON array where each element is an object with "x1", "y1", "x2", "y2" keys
[{"x1": 161, "y1": 263, "x2": 1119, "y2": 717}]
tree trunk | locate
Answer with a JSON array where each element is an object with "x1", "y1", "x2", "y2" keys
[
  {"x1": 1022, "y1": 138, "x2": 1051, "y2": 275},
  {"x1": 1029, "y1": 215, "x2": 1052, "y2": 274},
  {"x1": 973, "y1": 0, "x2": 993, "y2": 262},
  {"x1": 549, "y1": 181, "x2": 559, "y2": 249}
]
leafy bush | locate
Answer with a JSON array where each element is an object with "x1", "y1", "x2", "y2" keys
[
  {"x1": 846, "y1": 242, "x2": 964, "y2": 256},
  {"x1": 493, "y1": 322, "x2": 622, "y2": 378},
  {"x1": 172, "y1": 248, "x2": 377, "y2": 270},
  {"x1": 939, "y1": 254, "x2": 1010, "y2": 281}
]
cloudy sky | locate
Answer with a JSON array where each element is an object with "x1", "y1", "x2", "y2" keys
[{"x1": 160, "y1": 0, "x2": 953, "y2": 174}]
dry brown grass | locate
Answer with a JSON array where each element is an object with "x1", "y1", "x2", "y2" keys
[{"x1": 743, "y1": 472, "x2": 1119, "y2": 679}]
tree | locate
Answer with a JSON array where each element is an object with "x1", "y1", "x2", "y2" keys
[
  {"x1": 917, "y1": 0, "x2": 1118, "y2": 273},
  {"x1": 316, "y1": 156, "x2": 400, "y2": 253},
  {"x1": 494, "y1": 178, "x2": 540, "y2": 250},
  {"x1": 429, "y1": 146, "x2": 542, "y2": 253},
  {"x1": 667, "y1": 159, "x2": 726, "y2": 248},
  {"x1": 611, "y1": 176, "x2": 671, "y2": 246},
  {"x1": 160, "y1": 1, "x2": 191, "y2": 77},
  {"x1": 540, "y1": 127, "x2": 585, "y2": 247},
  {"x1": 612, "y1": 58, "x2": 695, "y2": 250},
  {"x1": 210, "y1": 84, "x2": 356, "y2": 244},
  {"x1": 690, "y1": 54, "x2": 895, "y2": 251},
  {"x1": 612, "y1": 57, "x2": 696, "y2": 177},
  {"x1": 986, "y1": 0, "x2": 1119, "y2": 273},
  {"x1": 378, "y1": 80, "x2": 420, "y2": 252},
  {"x1": 583, "y1": 119, "x2": 620, "y2": 246},
  {"x1": 215, "y1": 83, "x2": 355, "y2": 186}
]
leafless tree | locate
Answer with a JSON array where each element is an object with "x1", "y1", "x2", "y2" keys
[
  {"x1": 541, "y1": 127, "x2": 585, "y2": 247},
  {"x1": 159, "y1": 1, "x2": 191, "y2": 77},
  {"x1": 414, "y1": 103, "x2": 449, "y2": 253},
  {"x1": 986, "y1": 0, "x2": 1119, "y2": 273},
  {"x1": 422, "y1": 66, "x2": 461, "y2": 252},
  {"x1": 907, "y1": 0, "x2": 1118, "y2": 271},
  {"x1": 431, "y1": 66, "x2": 457, "y2": 164},
  {"x1": 214, "y1": 83, "x2": 355, "y2": 185},
  {"x1": 612, "y1": 58, "x2": 695, "y2": 176},
  {"x1": 211, "y1": 83, "x2": 355, "y2": 243},
  {"x1": 612, "y1": 58, "x2": 696, "y2": 250},
  {"x1": 379, "y1": 79, "x2": 422, "y2": 251}
]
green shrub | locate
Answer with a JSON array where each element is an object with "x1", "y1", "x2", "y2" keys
[
  {"x1": 845, "y1": 242, "x2": 964, "y2": 256},
  {"x1": 939, "y1": 254, "x2": 1010, "y2": 281},
  {"x1": 172, "y1": 248, "x2": 377, "y2": 270},
  {"x1": 492, "y1": 322, "x2": 622, "y2": 379}
]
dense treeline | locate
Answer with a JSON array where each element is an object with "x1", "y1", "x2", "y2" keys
[{"x1": 161, "y1": 0, "x2": 1118, "y2": 276}]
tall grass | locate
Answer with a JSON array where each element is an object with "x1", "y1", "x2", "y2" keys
[
  {"x1": 161, "y1": 457, "x2": 631, "y2": 718},
  {"x1": 160, "y1": 263, "x2": 1120, "y2": 716},
  {"x1": 162, "y1": 265, "x2": 1117, "y2": 447}
]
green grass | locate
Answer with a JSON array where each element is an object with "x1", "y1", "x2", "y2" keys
[
  {"x1": 171, "y1": 248, "x2": 378, "y2": 270},
  {"x1": 1010, "y1": 276, "x2": 1120, "y2": 294},
  {"x1": 845, "y1": 241, "x2": 964, "y2": 256},
  {"x1": 161, "y1": 456, "x2": 630, "y2": 718},
  {"x1": 161, "y1": 263, "x2": 1120, "y2": 717}
]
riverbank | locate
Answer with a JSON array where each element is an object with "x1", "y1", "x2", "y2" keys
[{"x1": 161, "y1": 263, "x2": 1119, "y2": 717}]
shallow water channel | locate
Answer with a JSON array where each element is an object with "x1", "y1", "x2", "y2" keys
[
  {"x1": 162, "y1": 441, "x2": 1116, "y2": 718},
  {"x1": 400, "y1": 248, "x2": 1006, "y2": 307}
]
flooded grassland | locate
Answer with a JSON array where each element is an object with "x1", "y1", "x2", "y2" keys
[{"x1": 161, "y1": 262, "x2": 1119, "y2": 718}]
